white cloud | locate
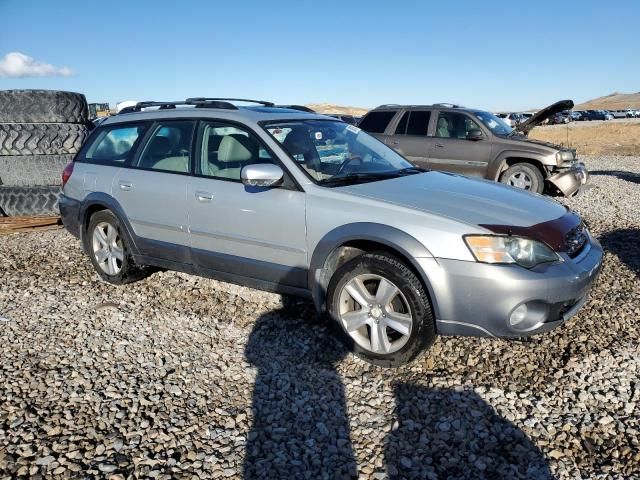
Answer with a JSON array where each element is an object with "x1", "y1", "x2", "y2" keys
[{"x1": 0, "y1": 52, "x2": 74, "y2": 78}]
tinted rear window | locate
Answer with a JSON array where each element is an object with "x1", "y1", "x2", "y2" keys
[
  {"x1": 406, "y1": 111, "x2": 431, "y2": 136},
  {"x1": 358, "y1": 111, "x2": 396, "y2": 134}
]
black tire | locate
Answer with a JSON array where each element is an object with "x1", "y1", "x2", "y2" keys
[
  {"x1": 327, "y1": 252, "x2": 436, "y2": 367},
  {"x1": 499, "y1": 162, "x2": 545, "y2": 194},
  {"x1": 0, "y1": 185, "x2": 61, "y2": 216},
  {"x1": 85, "y1": 210, "x2": 147, "y2": 285},
  {"x1": 0, "y1": 123, "x2": 88, "y2": 156},
  {"x1": 0, "y1": 154, "x2": 72, "y2": 187},
  {"x1": 0, "y1": 90, "x2": 88, "y2": 123}
]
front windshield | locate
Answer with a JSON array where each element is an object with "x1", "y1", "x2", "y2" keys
[
  {"x1": 264, "y1": 120, "x2": 417, "y2": 185},
  {"x1": 473, "y1": 111, "x2": 514, "y2": 135}
]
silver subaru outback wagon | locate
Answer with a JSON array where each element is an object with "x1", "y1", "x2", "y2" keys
[{"x1": 59, "y1": 98, "x2": 603, "y2": 367}]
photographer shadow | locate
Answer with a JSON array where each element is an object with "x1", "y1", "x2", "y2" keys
[
  {"x1": 243, "y1": 301, "x2": 357, "y2": 479},
  {"x1": 385, "y1": 384, "x2": 554, "y2": 479}
]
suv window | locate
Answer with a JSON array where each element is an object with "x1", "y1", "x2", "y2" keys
[
  {"x1": 198, "y1": 122, "x2": 274, "y2": 181},
  {"x1": 137, "y1": 121, "x2": 195, "y2": 173},
  {"x1": 406, "y1": 111, "x2": 431, "y2": 136},
  {"x1": 358, "y1": 111, "x2": 395, "y2": 134},
  {"x1": 84, "y1": 123, "x2": 147, "y2": 164},
  {"x1": 435, "y1": 112, "x2": 482, "y2": 139}
]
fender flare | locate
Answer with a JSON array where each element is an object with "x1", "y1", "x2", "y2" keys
[
  {"x1": 79, "y1": 192, "x2": 141, "y2": 256},
  {"x1": 308, "y1": 222, "x2": 439, "y2": 316},
  {"x1": 490, "y1": 150, "x2": 550, "y2": 181}
]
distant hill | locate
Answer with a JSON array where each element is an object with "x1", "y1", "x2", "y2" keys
[
  {"x1": 575, "y1": 92, "x2": 640, "y2": 110},
  {"x1": 305, "y1": 103, "x2": 368, "y2": 116}
]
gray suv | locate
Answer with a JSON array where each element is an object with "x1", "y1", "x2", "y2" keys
[
  {"x1": 59, "y1": 98, "x2": 603, "y2": 367},
  {"x1": 358, "y1": 100, "x2": 588, "y2": 196}
]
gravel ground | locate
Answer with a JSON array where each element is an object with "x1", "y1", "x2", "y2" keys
[{"x1": 1, "y1": 155, "x2": 638, "y2": 479}]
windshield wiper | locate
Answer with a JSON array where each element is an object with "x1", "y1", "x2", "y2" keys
[{"x1": 319, "y1": 167, "x2": 425, "y2": 187}]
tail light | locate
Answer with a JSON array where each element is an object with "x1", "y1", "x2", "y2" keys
[{"x1": 62, "y1": 162, "x2": 74, "y2": 187}]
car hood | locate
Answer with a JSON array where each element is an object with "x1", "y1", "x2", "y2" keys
[
  {"x1": 515, "y1": 99, "x2": 574, "y2": 135},
  {"x1": 339, "y1": 171, "x2": 568, "y2": 228}
]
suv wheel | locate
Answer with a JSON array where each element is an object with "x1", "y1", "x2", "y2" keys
[
  {"x1": 85, "y1": 210, "x2": 147, "y2": 285},
  {"x1": 500, "y1": 163, "x2": 544, "y2": 194},
  {"x1": 327, "y1": 253, "x2": 436, "y2": 367}
]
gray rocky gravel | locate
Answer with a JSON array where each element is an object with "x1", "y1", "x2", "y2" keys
[{"x1": 0, "y1": 155, "x2": 638, "y2": 479}]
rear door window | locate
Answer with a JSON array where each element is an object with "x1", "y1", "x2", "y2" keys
[
  {"x1": 84, "y1": 123, "x2": 148, "y2": 164},
  {"x1": 358, "y1": 111, "x2": 396, "y2": 134},
  {"x1": 406, "y1": 111, "x2": 431, "y2": 136},
  {"x1": 136, "y1": 121, "x2": 195, "y2": 173}
]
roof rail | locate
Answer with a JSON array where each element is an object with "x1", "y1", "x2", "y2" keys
[
  {"x1": 375, "y1": 104, "x2": 401, "y2": 108},
  {"x1": 118, "y1": 98, "x2": 241, "y2": 114},
  {"x1": 186, "y1": 97, "x2": 274, "y2": 107},
  {"x1": 432, "y1": 103, "x2": 465, "y2": 108}
]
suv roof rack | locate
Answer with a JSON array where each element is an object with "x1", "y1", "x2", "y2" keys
[
  {"x1": 186, "y1": 97, "x2": 274, "y2": 107},
  {"x1": 374, "y1": 103, "x2": 466, "y2": 110},
  {"x1": 432, "y1": 103, "x2": 465, "y2": 108},
  {"x1": 118, "y1": 97, "x2": 276, "y2": 114}
]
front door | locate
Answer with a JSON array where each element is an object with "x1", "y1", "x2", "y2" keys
[
  {"x1": 429, "y1": 111, "x2": 493, "y2": 177},
  {"x1": 187, "y1": 121, "x2": 307, "y2": 288}
]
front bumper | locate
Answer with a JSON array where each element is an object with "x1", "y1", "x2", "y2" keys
[
  {"x1": 418, "y1": 235, "x2": 603, "y2": 338},
  {"x1": 548, "y1": 162, "x2": 588, "y2": 197}
]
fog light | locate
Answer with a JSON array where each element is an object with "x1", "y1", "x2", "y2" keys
[{"x1": 510, "y1": 304, "x2": 528, "y2": 327}]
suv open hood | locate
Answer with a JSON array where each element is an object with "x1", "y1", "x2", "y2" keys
[{"x1": 515, "y1": 99, "x2": 574, "y2": 135}]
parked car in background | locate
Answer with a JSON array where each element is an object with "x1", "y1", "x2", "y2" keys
[
  {"x1": 496, "y1": 112, "x2": 524, "y2": 127},
  {"x1": 58, "y1": 97, "x2": 603, "y2": 367},
  {"x1": 582, "y1": 110, "x2": 607, "y2": 121},
  {"x1": 610, "y1": 110, "x2": 627, "y2": 119},
  {"x1": 625, "y1": 109, "x2": 638, "y2": 118},
  {"x1": 549, "y1": 111, "x2": 571, "y2": 124},
  {"x1": 570, "y1": 111, "x2": 584, "y2": 121},
  {"x1": 603, "y1": 111, "x2": 614, "y2": 120},
  {"x1": 358, "y1": 100, "x2": 588, "y2": 196}
]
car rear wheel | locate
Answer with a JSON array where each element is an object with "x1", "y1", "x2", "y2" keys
[
  {"x1": 85, "y1": 210, "x2": 147, "y2": 285},
  {"x1": 500, "y1": 163, "x2": 545, "y2": 194},
  {"x1": 327, "y1": 252, "x2": 436, "y2": 367}
]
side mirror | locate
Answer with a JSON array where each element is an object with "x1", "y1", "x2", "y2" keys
[
  {"x1": 241, "y1": 164, "x2": 284, "y2": 187},
  {"x1": 467, "y1": 129, "x2": 484, "y2": 141}
]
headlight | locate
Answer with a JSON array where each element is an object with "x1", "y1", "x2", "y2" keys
[
  {"x1": 464, "y1": 235, "x2": 562, "y2": 268},
  {"x1": 556, "y1": 150, "x2": 575, "y2": 163}
]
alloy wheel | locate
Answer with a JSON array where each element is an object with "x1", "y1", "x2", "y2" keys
[
  {"x1": 508, "y1": 171, "x2": 532, "y2": 190},
  {"x1": 92, "y1": 221, "x2": 124, "y2": 275},
  {"x1": 338, "y1": 274, "x2": 413, "y2": 354}
]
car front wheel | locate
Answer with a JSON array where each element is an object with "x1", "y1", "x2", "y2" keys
[
  {"x1": 327, "y1": 252, "x2": 436, "y2": 367},
  {"x1": 500, "y1": 162, "x2": 545, "y2": 194}
]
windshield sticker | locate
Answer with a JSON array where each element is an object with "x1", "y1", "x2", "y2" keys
[
  {"x1": 315, "y1": 131, "x2": 323, "y2": 140},
  {"x1": 346, "y1": 124, "x2": 361, "y2": 134}
]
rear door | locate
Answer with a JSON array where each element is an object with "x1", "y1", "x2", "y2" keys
[
  {"x1": 357, "y1": 110, "x2": 397, "y2": 142},
  {"x1": 428, "y1": 110, "x2": 493, "y2": 177},
  {"x1": 112, "y1": 120, "x2": 195, "y2": 262},
  {"x1": 384, "y1": 110, "x2": 433, "y2": 168}
]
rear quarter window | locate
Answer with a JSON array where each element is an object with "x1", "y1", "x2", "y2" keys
[
  {"x1": 358, "y1": 111, "x2": 396, "y2": 134},
  {"x1": 82, "y1": 123, "x2": 148, "y2": 165}
]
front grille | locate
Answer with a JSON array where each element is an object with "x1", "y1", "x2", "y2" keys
[{"x1": 565, "y1": 223, "x2": 588, "y2": 258}]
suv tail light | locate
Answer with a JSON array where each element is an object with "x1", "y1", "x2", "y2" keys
[{"x1": 62, "y1": 162, "x2": 74, "y2": 187}]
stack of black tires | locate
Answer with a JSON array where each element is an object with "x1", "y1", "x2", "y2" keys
[{"x1": 0, "y1": 90, "x2": 90, "y2": 216}]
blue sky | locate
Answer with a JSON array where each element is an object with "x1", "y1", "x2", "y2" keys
[{"x1": 1, "y1": 0, "x2": 638, "y2": 111}]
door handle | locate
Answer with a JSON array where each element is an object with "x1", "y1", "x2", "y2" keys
[
  {"x1": 391, "y1": 141, "x2": 399, "y2": 145},
  {"x1": 195, "y1": 191, "x2": 213, "y2": 202},
  {"x1": 118, "y1": 181, "x2": 132, "y2": 191},
  {"x1": 435, "y1": 143, "x2": 444, "y2": 148}
]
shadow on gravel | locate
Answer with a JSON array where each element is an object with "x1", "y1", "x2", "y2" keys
[
  {"x1": 598, "y1": 228, "x2": 640, "y2": 277},
  {"x1": 385, "y1": 385, "x2": 554, "y2": 480},
  {"x1": 590, "y1": 170, "x2": 640, "y2": 185},
  {"x1": 243, "y1": 302, "x2": 358, "y2": 479}
]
